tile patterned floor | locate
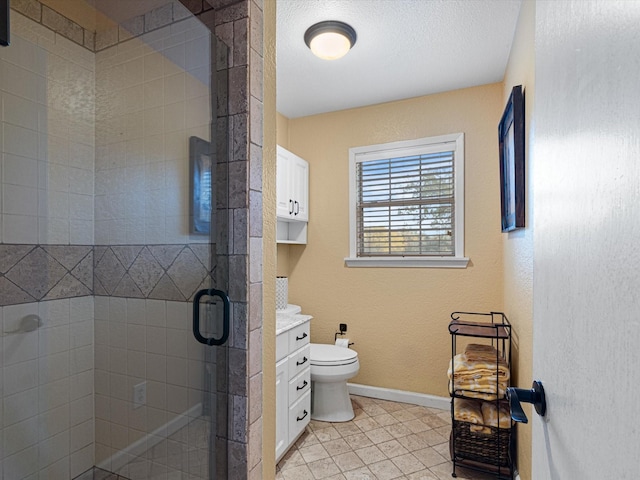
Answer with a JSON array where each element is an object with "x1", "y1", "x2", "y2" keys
[{"x1": 276, "y1": 395, "x2": 498, "y2": 480}]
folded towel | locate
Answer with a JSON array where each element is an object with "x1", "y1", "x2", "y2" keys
[
  {"x1": 464, "y1": 343, "x2": 505, "y2": 363},
  {"x1": 449, "y1": 379, "x2": 507, "y2": 401},
  {"x1": 448, "y1": 353, "x2": 510, "y2": 380},
  {"x1": 481, "y1": 401, "x2": 512, "y2": 429}
]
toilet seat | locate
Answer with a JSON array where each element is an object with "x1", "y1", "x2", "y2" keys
[{"x1": 310, "y1": 343, "x2": 358, "y2": 366}]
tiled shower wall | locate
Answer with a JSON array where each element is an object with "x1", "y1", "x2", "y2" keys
[
  {"x1": 0, "y1": 11, "x2": 97, "y2": 480},
  {"x1": 0, "y1": 12, "x2": 96, "y2": 247},
  {"x1": 1, "y1": 0, "x2": 263, "y2": 478},
  {"x1": 93, "y1": 13, "x2": 211, "y2": 247}
]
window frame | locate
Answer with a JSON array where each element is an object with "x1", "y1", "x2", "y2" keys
[{"x1": 346, "y1": 133, "x2": 469, "y2": 268}]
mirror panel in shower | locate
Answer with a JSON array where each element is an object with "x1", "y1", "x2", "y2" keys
[{"x1": 0, "y1": 1, "x2": 232, "y2": 478}]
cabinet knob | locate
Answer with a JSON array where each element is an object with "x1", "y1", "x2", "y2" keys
[
  {"x1": 295, "y1": 332, "x2": 307, "y2": 341},
  {"x1": 297, "y1": 410, "x2": 308, "y2": 422},
  {"x1": 297, "y1": 380, "x2": 308, "y2": 391},
  {"x1": 296, "y1": 356, "x2": 308, "y2": 366},
  {"x1": 506, "y1": 380, "x2": 546, "y2": 423}
]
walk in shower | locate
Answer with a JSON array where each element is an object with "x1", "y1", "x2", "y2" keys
[{"x1": 0, "y1": 0, "x2": 263, "y2": 478}]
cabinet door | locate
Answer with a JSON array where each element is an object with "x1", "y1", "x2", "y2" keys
[
  {"x1": 275, "y1": 358, "x2": 289, "y2": 461},
  {"x1": 276, "y1": 147, "x2": 292, "y2": 218},
  {"x1": 290, "y1": 155, "x2": 309, "y2": 222},
  {"x1": 288, "y1": 390, "x2": 311, "y2": 444},
  {"x1": 276, "y1": 146, "x2": 309, "y2": 221}
]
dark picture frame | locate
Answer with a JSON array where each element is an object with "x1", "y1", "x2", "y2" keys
[
  {"x1": 1, "y1": 0, "x2": 10, "y2": 47},
  {"x1": 499, "y1": 85, "x2": 525, "y2": 232},
  {"x1": 189, "y1": 136, "x2": 213, "y2": 235}
]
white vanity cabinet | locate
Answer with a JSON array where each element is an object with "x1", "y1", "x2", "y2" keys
[
  {"x1": 276, "y1": 145, "x2": 309, "y2": 244},
  {"x1": 275, "y1": 316, "x2": 312, "y2": 462}
]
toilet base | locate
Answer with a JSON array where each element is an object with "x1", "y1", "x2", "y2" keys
[{"x1": 311, "y1": 380, "x2": 354, "y2": 422}]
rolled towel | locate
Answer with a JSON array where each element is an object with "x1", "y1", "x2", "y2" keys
[
  {"x1": 481, "y1": 401, "x2": 512, "y2": 429},
  {"x1": 453, "y1": 398, "x2": 483, "y2": 424},
  {"x1": 453, "y1": 398, "x2": 491, "y2": 434}
]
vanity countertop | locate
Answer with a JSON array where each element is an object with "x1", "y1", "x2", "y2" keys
[{"x1": 276, "y1": 311, "x2": 312, "y2": 336}]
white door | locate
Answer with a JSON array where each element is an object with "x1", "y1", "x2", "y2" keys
[{"x1": 532, "y1": 2, "x2": 640, "y2": 478}]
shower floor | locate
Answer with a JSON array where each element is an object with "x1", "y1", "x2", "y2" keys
[{"x1": 73, "y1": 415, "x2": 210, "y2": 480}]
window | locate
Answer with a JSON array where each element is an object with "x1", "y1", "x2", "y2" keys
[{"x1": 346, "y1": 133, "x2": 468, "y2": 268}]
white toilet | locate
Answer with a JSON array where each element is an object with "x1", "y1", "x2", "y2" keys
[{"x1": 310, "y1": 343, "x2": 360, "y2": 422}]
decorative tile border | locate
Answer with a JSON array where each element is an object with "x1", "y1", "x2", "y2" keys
[
  {"x1": 94, "y1": 244, "x2": 213, "y2": 301},
  {"x1": 94, "y1": 1, "x2": 212, "y2": 52},
  {"x1": 0, "y1": 243, "x2": 213, "y2": 306},
  {"x1": 0, "y1": 244, "x2": 93, "y2": 306},
  {"x1": 10, "y1": 0, "x2": 96, "y2": 50},
  {"x1": 10, "y1": 0, "x2": 216, "y2": 53}
]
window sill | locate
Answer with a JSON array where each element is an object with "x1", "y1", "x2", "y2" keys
[{"x1": 344, "y1": 256, "x2": 470, "y2": 268}]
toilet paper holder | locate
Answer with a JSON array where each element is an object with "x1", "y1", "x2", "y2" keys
[{"x1": 335, "y1": 323, "x2": 354, "y2": 346}]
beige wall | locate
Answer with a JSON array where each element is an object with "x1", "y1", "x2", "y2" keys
[
  {"x1": 278, "y1": 84, "x2": 505, "y2": 397},
  {"x1": 502, "y1": 1, "x2": 535, "y2": 478},
  {"x1": 262, "y1": 0, "x2": 277, "y2": 478}
]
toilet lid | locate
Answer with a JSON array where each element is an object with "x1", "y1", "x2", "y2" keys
[{"x1": 310, "y1": 343, "x2": 358, "y2": 366}]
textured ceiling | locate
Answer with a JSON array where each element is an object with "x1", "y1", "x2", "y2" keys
[{"x1": 277, "y1": 0, "x2": 522, "y2": 118}]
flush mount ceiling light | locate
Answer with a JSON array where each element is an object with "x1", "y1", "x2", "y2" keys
[{"x1": 304, "y1": 21, "x2": 357, "y2": 60}]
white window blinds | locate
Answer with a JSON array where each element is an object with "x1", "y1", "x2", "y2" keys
[{"x1": 356, "y1": 151, "x2": 455, "y2": 257}]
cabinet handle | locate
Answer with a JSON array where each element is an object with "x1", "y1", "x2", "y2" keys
[
  {"x1": 297, "y1": 410, "x2": 308, "y2": 422},
  {"x1": 294, "y1": 200, "x2": 299, "y2": 216},
  {"x1": 296, "y1": 356, "x2": 308, "y2": 366},
  {"x1": 289, "y1": 199, "x2": 294, "y2": 215},
  {"x1": 297, "y1": 380, "x2": 308, "y2": 391},
  {"x1": 296, "y1": 332, "x2": 307, "y2": 341}
]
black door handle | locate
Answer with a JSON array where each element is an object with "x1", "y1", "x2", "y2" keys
[
  {"x1": 297, "y1": 410, "x2": 308, "y2": 421},
  {"x1": 296, "y1": 380, "x2": 308, "y2": 391},
  {"x1": 289, "y1": 199, "x2": 294, "y2": 215},
  {"x1": 296, "y1": 356, "x2": 308, "y2": 366},
  {"x1": 506, "y1": 380, "x2": 546, "y2": 423},
  {"x1": 192, "y1": 288, "x2": 230, "y2": 346}
]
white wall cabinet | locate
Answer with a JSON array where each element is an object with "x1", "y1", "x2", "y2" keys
[
  {"x1": 275, "y1": 318, "x2": 312, "y2": 462},
  {"x1": 277, "y1": 145, "x2": 309, "y2": 243}
]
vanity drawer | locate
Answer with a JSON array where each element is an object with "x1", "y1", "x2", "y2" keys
[
  {"x1": 288, "y1": 390, "x2": 311, "y2": 442},
  {"x1": 288, "y1": 321, "x2": 310, "y2": 351},
  {"x1": 276, "y1": 331, "x2": 289, "y2": 362},
  {"x1": 288, "y1": 367, "x2": 310, "y2": 404},
  {"x1": 288, "y1": 343, "x2": 311, "y2": 378}
]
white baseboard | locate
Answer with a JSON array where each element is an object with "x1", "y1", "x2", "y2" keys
[
  {"x1": 98, "y1": 403, "x2": 203, "y2": 473},
  {"x1": 347, "y1": 383, "x2": 450, "y2": 411}
]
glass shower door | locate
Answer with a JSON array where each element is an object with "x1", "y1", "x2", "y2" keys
[
  {"x1": 0, "y1": 0, "x2": 232, "y2": 478},
  {"x1": 91, "y1": 1, "x2": 233, "y2": 478},
  {"x1": 90, "y1": 2, "x2": 233, "y2": 479}
]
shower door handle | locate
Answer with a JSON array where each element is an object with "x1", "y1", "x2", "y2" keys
[{"x1": 193, "y1": 288, "x2": 230, "y2": 346}]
